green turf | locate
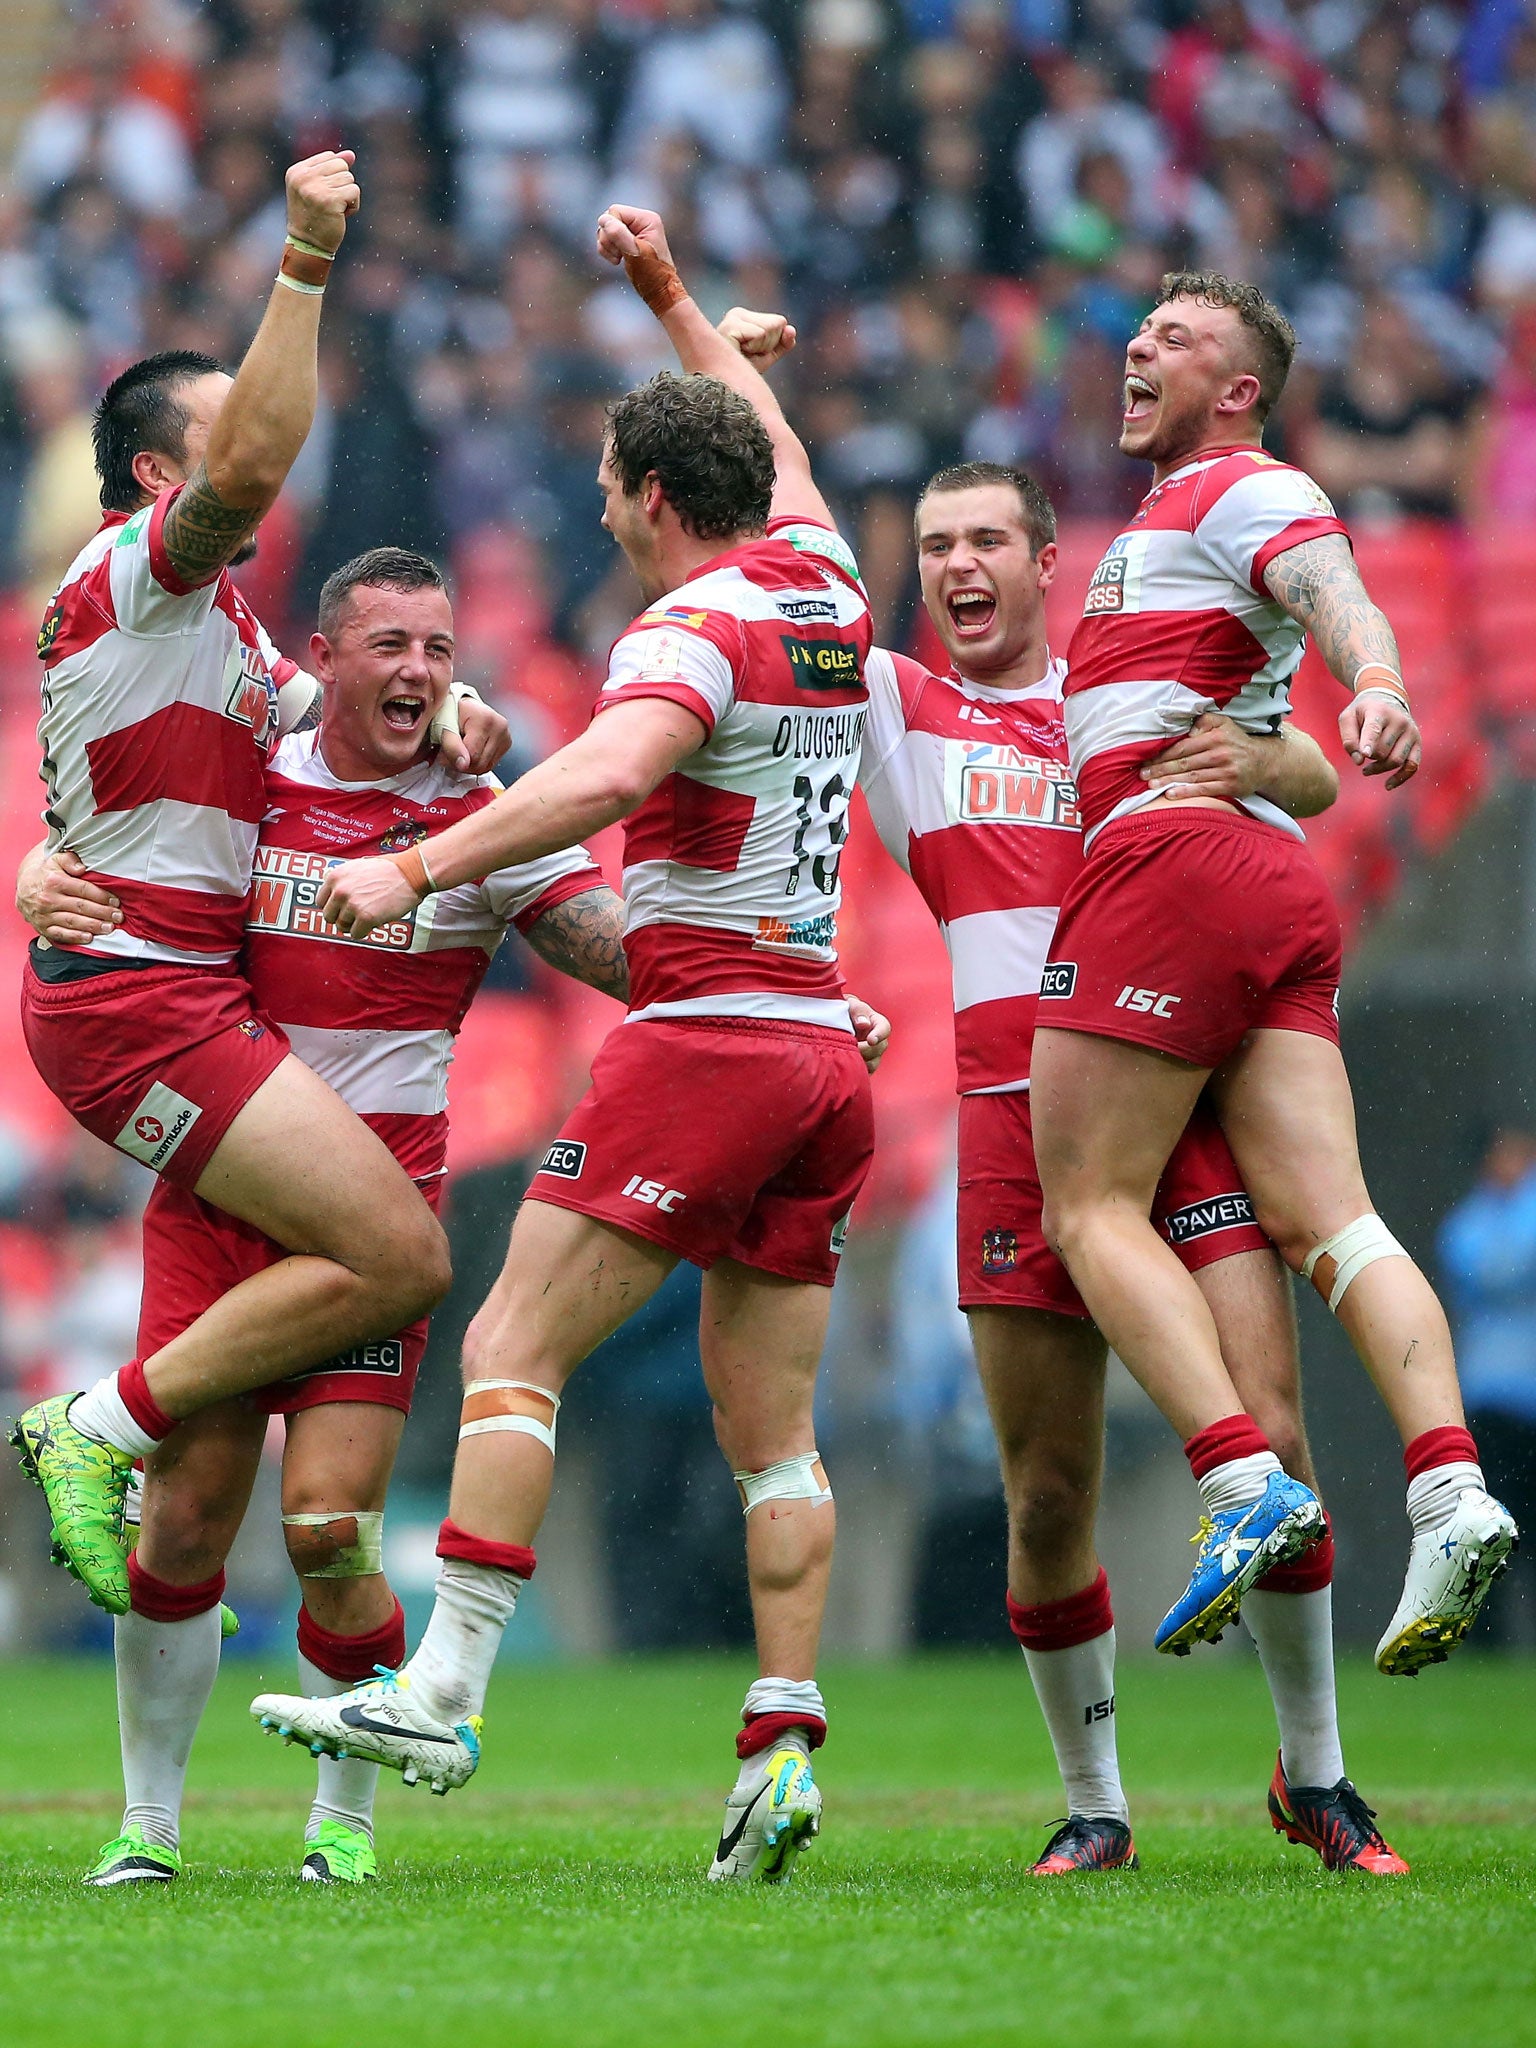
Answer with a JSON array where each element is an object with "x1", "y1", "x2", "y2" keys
[{"x1": 2, "y1": 1652, "x2": 1533, "y2": 2048}]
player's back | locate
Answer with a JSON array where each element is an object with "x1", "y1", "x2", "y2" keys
[
  {"x1": 860, "y1": 647, "x2": 1079, "y2": 1093},
  {"x1": 1063, "y1": 448, "x2": 1347, "y2": 839},
  {"x1": 600, "y1": 519, "x2": 871, "y2": 1030},
  {"x1": 36, "y1": 487, "x2": 289, "y2": 966}
]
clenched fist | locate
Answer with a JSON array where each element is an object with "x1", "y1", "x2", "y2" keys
[{"x1": 286, "y1": 150, "x2": 361, "y2": 256}]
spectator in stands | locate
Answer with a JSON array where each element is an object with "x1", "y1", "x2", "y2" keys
[
  {"x1": 1438, "y1": 1128, "x2": 1536, "y2": 1645},
  {"x1": 13, "y1": 39, "x2": 198, "y2": 223},
  {"x1": 1306, "y1": 291, "x2": 1474, "y2": 520}
]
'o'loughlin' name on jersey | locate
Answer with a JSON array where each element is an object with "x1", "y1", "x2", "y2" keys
[
  {"x1": 945, "y1": 741, "x2": 1081, "y2": 830},
  {"x1": 771, "y1": 708, "x2": 867, "y2": 762}
]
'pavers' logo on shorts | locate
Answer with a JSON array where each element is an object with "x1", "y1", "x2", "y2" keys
[
  {"x1": 982, "y1": 1228, "x2": 1018, "y2": 1273},
  {"x1": 115, "y1": 1083, "x2": 203, "y2": 1171},
  {"x1": 538, "y1": 1141, "x2": 587, "y2": 1180},
  {"x1": 1163, "y1": 1194, "x2": 1257, "y2": 1247},
  {"x1": 1039, "y1": 962, "x2": 1077, "y2": 998}
]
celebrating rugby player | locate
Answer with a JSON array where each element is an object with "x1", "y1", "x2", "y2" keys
[
  {"x1": 247, "y1": 211, "x2": 890, "y2": 1884},
  {"x1": 1028, "y1": 275, "x2": 1516, "y2": 1673},
  {"x1": 7, "y1": 150, "x2": 523, "y2": 1620},
  {"x1": 640, "y1": 258, "x2": 1408, "y2": 1875},
  {"x1": 20, "y1": 547, "x2": 625, "y2": 1888}
]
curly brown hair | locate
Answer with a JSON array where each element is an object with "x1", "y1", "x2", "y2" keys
[
  {"x1": 604, "y1": 372, "x2": 775, "y2": 541},
  {"x1": 1159, "y1": 272, "x2": 1297, "y2": 421}
]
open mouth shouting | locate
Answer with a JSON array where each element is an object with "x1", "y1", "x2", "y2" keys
[
  {"x1": 380, "y1": 692, "x2": 428, "y2": 734},
  {"x1": 947, "y1": 587, "x2": 998, "y2": 639},
  {"x1": 1123, "y1": 372, "x2": 1158, "y2": 422}
]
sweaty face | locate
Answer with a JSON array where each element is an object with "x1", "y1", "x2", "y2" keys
[
  {"x1": 1120, "y1": 301, "x2": 1258, "y2": 468},
  {"x1": 315, "y1": 584, "x2": 455, "y2": 777},
  {"x1": 916, "y1": 485, "x2": 1052, "y2": 679}
]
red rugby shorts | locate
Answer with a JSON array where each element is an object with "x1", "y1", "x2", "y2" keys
[
  {"x1": 1039, "y1": 807, "x2": 1342, "y2": 1069},
  {"x1": 22, "y1": 958, "x2": 289, "y2": 1190},
  {"x1": 958, "y1": 1089, "x2": 1270, "y2": 1313},
  {"x1": 526, "y1": 1015, "x2": 874, "y2": 1286}
]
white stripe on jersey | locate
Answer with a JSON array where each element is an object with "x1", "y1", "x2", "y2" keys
[
  {"x1": 281, "y1": 1022, "x2": 453, "y2": 1117},
  {"x1": 947, "y1": 905, "x2": 1060, "y2": 1013}
]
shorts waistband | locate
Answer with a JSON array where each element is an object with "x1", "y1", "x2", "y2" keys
[
  {"x1": 23, "y1": 953, "x2": 247, "y2": 1007},
  {"x1": 1092, "y1": 803, "x2": 1293, "y2": 849},
  {"x1": 627, "y1": 1013, "x2": 855, "y2": 1047}
]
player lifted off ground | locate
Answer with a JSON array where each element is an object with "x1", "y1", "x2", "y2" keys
[
  {"x1": 1027, "y1": 274, "x2": 1516, "y2": 1673},
  {"x1": 668, "y1": 266, "x2": 1405, "y2": 1876},
  {"x1": 7, "y1": 150, "x2": 508, "y2": 1620},
  {"x1": 21, "y1": 548, "x2": 623, "y2": 1887},
  {"x1": 248, "y1": 247, "x2": 889, "y2": 1882}
]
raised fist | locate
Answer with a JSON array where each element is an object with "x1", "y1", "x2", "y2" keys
[
  {"x1": 718, "y1": 307, "x2": 797, "y2": 371},
  {"x1": 286, "y1": 150, "x2": 361, "y2": 256}
]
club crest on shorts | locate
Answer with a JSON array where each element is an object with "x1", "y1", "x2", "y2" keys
[
  {"x1": 235, "y1": 1018, "x2": 266, "y2": 1041},
  {"x1": 981, "y1": 1228, "x2": 1018, "y2": 1273}
]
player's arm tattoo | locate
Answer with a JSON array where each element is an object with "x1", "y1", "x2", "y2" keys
[
  {"x1": 525, "y1": 885, "x2": 629, "y2": 1002},
  {"x1": 1261, "y1": 534, "x2": 1401, "y2": 687},
  {"x1": 160, "y1": 463, "x2": 262, "y2": 588}
]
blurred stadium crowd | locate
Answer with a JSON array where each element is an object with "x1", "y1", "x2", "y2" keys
[
  {"x1": 3, "y1": 0, "x2": 1536, "y2": 1650},
  {"x1": 9, "y1": 0, "x2": 1536, "y2": 651}
]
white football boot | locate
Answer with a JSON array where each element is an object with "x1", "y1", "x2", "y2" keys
[
  {"x1": 707, "y1": 1742, "x2": 822, "y2": 1883},
  {"x1": 1376, "y1": 1488, "x2": 1519, "y2": 1676},
  {"x1": 252, "y1": 1670, "x2": 480, "y2": 1793}
]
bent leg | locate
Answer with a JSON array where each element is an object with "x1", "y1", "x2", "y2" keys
[
  {"x1": 136, "y1": 1058, "x2": 452, "y2": 1418},
  {"x1": 1214, "y1": 1031, "x2": 1464, "y2": 1443},
  {"x1": 1031, "y1": 1028, "x2": 1246, "y2": 1439},
  {"x1": 1197, "y1": 1249, "x2": 1317, "y2": 1489},
  {"x1": 700, "y1": 1259, "x2": 834, "y2": 1682}
]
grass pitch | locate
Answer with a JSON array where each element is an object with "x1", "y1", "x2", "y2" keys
[{"x1": 1, "y1": 1651, "x2": 1532, "y2": 2048}]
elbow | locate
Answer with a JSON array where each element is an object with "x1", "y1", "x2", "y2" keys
[{"x1": 589, "y1": 766, "x2": 652, "y2": 819}]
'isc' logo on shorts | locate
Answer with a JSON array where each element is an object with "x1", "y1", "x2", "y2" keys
[
  {"x1": 538, "y1": 1141, "x2": 587, "y2": 1180},
  {"x1": 1039, "y1": 963, "x2": 1077, "y2": 998}
]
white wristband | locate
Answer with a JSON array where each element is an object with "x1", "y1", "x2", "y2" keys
[{"x1": 1355, "y1": 683, "x2": 1412, "y2": 714}]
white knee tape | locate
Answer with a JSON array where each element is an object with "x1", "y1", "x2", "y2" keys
[
  {"x1": 734, "y1": 1453, "x2": 833, "y2": 1516},
  {"x1": 282, "y1": 1509, "x2": 385, "y2": 1579},
  {"x1": 458, "y1": 1379, "x2": 560, "y2": 1456},
  {"x1": 1300, "y1": 1214, "x2": 1411, "y2": 1312}
]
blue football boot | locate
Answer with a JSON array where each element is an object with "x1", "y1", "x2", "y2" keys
[{"x1": 1155, "y1": 1471, "x2": 1326, "y2": 1655}]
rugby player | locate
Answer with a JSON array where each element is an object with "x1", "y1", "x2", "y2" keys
[
  {"x1": 247, "y1": 225, "x2": 885, "y2": 1882},
  {"x1": 654, "y1": 269, "x2": 1406, "y2": 1873},
  {"x1": 1026, "y1": 274, "x2": 1516, "y2": 1672},
  {"x1": 20, "y1": 547, "x2": 622, "y2": 1887},
  {"x1": 8, "y1": 150, "x2": 513, "y2": 1622}
]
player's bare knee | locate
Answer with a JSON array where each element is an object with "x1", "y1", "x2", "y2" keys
[
  {"x1": 1008, "y1": 1470, "x2": 1093, "y2": 1570},
  {"x1": 365, "y1": 1207, "x2": 451, "y2": 1324},
  {"x1": 140, "y1": 1502, "x2": 232, "y2": 1583}
]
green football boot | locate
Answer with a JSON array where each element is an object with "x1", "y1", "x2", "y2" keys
[
  {"x1": 84, "y1": 1827, "x2": 182, "y2": 1887},
  {"x1": 220, "y1": 1603, "x2": 241, "y2": 1640},
  {"x1": 300, "y1": 1820, "x2": 377, "y2": 1884},
  {"x1": 10, "y1": 1394, "x2": 132, "y2": 1613}
]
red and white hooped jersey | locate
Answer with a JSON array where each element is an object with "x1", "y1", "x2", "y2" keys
[
  {"x1": 1064, "y1": 447, "x2": 1349, "y2": 842},
  {"x1": 596, "y1": 517, "x2": 871, "y2": 1032},
  {"x1": 35, "y1": 486, "x2": 306, "y2": 966},
  {"x1": 860, "y1": 648, "x2": 1078, "y2": 1095},
  {"x1": 246, "y1": 731, "x2": 601, "y2": 1179}
]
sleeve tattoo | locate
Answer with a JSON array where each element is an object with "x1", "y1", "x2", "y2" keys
[
  {"x1": 1261, "y1": 535, "x2": 1400, "y2": 685},
  {"x1": 524, "y1": 886, "x2": 629, "y2": 1002},
  {"x1": 161, "y1": 464, "x2": 262, "y2": 587}
]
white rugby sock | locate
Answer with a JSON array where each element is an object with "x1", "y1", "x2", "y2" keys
[
  {"x1": 405, "y1": 1562, "x2": 524, "y2": 1725},
  {"x1": 69, "y1": 1374, "x2": 160, "y2": 1459},
  {"x1": 1197, "y1": 1450, "x2": 1282, "y2": 1518},
  {"x1": 1020, "y1": 1629, "x2": 1128, "y2": 1823},
  {"x1": 1407, "y1": 1461, "x2": 1485, "y2": 1536},
  {"x1": 114, "y1": 1606, "x2": 222, "y2": 1851},
  {"x1": 1243, "y1": 1586, "x2": 1346, "y2": 1788},
  {"x1": 298, "y1": 1652, "x2": 380, "y2": 1843}
]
